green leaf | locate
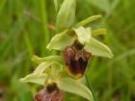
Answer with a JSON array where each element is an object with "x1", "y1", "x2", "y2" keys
[
  {"x1": 74, "y1": 26, "x2": 91, "y2": 44},
  {"x1": 56, "y1": 0, "x2": 76, "y2": 30},
  {"x1": 47, "y1": 30, "x2": 75, "y2": 50},
  {"x1": 57, "y1": 77, "x2": 94, "y2": 101},
  {"x1": 20, "y1": 73, "x2": 47, "y2": 85},
  {"x1": 75, "y1": 15, "x2": 102, "y2": 27},
  {"x1": 85, "y1": 37, "x2": 113, "y2": 58}
]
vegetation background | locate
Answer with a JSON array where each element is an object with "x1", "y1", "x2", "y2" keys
[{"x1": 0, "y1": 0, "x2": 135, "y2": 101}]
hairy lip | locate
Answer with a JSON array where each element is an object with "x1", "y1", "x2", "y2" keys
[
  {"x1": 64, "y1": 43, "x2": 91, "y2": 78},
  {"x1": 35, "y1": 87, "x2": 64, "y2": 101}
]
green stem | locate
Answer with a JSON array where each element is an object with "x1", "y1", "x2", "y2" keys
[
  {"x1": 85, "y1": 75, "x2": 96, "y2": 101},
  {"x1": 39, "y1": 0, "x2": 50, "y2": 55}
]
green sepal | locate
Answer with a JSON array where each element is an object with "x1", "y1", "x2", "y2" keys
[
  {"x1": 57, "y1": 77, "x2": 94, "y2": 101},
  {"x1": 32, "y1": 55, "x2": 64, "y2": 65},
  {"x1": 47, "y1": 30, "x2": 75, "y2": 50},
  {"x1": 20, "y1": 73, "x2": 47, "y2": 85},
  {"x1": 85, "y1": 37, "x2": 113, "y2": 58},
  {"x1": 56, "y1": 0, "x2": 76, "y2": 30}
]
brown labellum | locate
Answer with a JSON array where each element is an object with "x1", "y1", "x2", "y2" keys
[
  {"x1": 64, "y1": 41, "x2": 92, "y2": 78},
  {"x1": 35, "y1": 83, "x2": 64, "y2": 101}
]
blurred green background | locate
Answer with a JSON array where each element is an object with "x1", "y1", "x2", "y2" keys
[{"x1": 0, "y1": 0, "x2": 135, "y2": 101}]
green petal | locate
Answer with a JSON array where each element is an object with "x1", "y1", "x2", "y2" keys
[
  {"x1": 85, "y1": 37, "x2": 113, "y2": 58},
  {"x1": 74, "y1": 26, "x2": 91, "y2": 44},
  {"x1": 47, "y1": 30, "x2": 75, "y2": 50},
  {"x1": 75, "y1": 15, "x2": 102, "y2": 27},
  {"x1": 92, "y1": 28, "x2": 107, "y2": 36},
  {"x1": 57, "y1": 77, "x2": 94, "y2": 101}
]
